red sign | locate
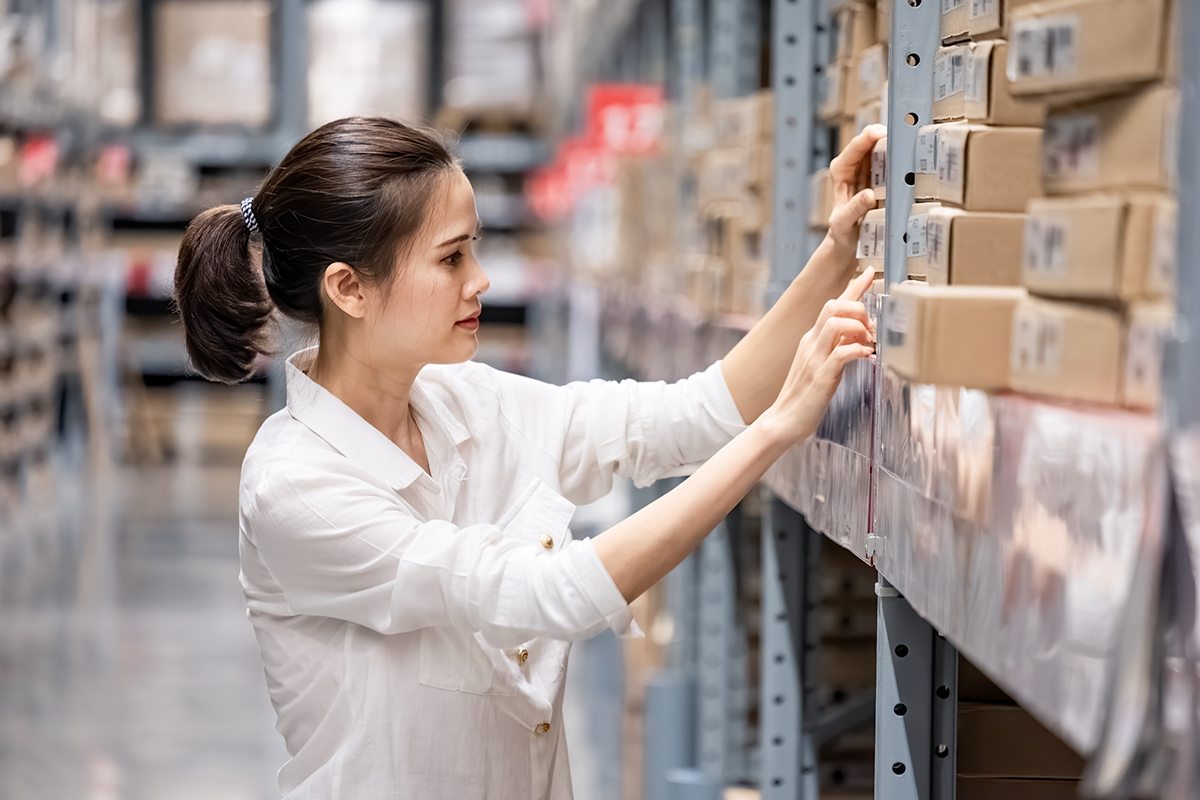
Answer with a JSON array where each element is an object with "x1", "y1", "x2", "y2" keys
[
  {"x1": 586, "y1": 83, "x2": 665, "y2": 156},
  {"x1": 18, "y1": 135, "x2": 58, "y2": 187}
]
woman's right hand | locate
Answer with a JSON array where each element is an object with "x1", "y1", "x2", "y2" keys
[{"x1": 762, "y1": 267, "x2": 876, "y2": 445}]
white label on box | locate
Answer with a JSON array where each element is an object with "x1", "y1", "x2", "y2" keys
[
  {"x1": 927, "y1": 219, "x2": 948, "y2": 267},
  {"x1": 1151, "y1": 205, "x2": 1179, "y2": 295},
  {"x1": 1043, "y1": 114, "x2": 1100, "y2": 180},
  {"x1": 965, "y1": 51, "x2": 987, "y2": 103},
  {"x1": 935, "y1": 49, "x2": 966, "y2": 101},
  {"x1": 859, "y1": 53, "x2": 886, "y2": 101},
  {"x1": 1125, "y1": 320, "x2": 1166, "y2": 402},
  {"x1": 907, "y1": 214, "x2": 929, "y2": 258},
  {"x1": 916, "y1": 130, "x2": 938, "y2": 174},
  {"x1": 941, "y1": 0, "x2": 964, "y2": 14},
  {"x1": 938, "y1": 136, "x2": 963, "y2": 190},
  {"x1": 884, "y1": 295, "x2": 912, "y2": 347},
  {"x1": 858, "y1": 219, "x2": 880, "y2": 259},
  {"x1": 1023, "y1": 216, "x2": 1069, "y2": 279},
  {"x1": 1011, "y1": 308, "x2": 1064, "y2": 376},
  {"x1": 871, "y1": 148, "x2": 887, "y2": 188},
  {"x1": 1008, "y1": 15, "x2": 1080, "y2": 81},
  {"x1": 969, "y1": 0, "x2": 996, "y2": 21}
]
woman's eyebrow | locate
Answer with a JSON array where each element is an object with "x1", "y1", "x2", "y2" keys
[{"x1": 436, "y1": 220, "x2": 483, "y2": 249}]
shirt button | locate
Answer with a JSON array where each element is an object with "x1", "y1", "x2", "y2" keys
[
  {"x1": 535, "y1": 722, "x2": 551, "y2": 736},
  {"x1": 517, "y1": 649, "x2": 529, "y2": 665},
  {"x1": 540, "y1": 534, "x2": 554, "y2": 550}
]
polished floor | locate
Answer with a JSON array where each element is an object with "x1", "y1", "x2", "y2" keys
[{"x1": 2, "y1": 380, "x2": 626, "y2": 799}]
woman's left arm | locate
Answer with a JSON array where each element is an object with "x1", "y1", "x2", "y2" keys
[{"x1": 721, "y1": 125, "x2": 887, "y2": 424}]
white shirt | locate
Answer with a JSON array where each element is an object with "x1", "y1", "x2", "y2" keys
[{"x1": 239, "y1": 347, "x2": 746, "y2": 799}]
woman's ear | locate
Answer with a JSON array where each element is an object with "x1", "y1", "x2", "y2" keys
[{"x1": 322, "y1": 262, "x2": 368, "y2": 319}]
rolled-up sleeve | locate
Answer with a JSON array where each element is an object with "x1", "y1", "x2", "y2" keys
[
  {"x1": 245, "y1": 455, "x2": 632, "y2": 648},
  {"x1": 552, "y1": 360, "x2": 748, "y2": 503}
]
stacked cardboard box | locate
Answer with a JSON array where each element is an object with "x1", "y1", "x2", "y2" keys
[{"x1": 1008, "y1": 0, "x2": 1179, "y2": 409}]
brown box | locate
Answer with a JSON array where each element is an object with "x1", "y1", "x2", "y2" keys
[
  {"x1": 933, "y1": 40, "x2": 1048, "y2": 125},
  {"x1": 958, "y1": 778, "x2": 1081, "y2": 800},
  {"x1": 958, "y1": 703, "x2": 1086, "y2": 779},
  {"x1": 820, "y1": 60, "x2": 850, "y2": 122},
  {"x1": 910, "y1": 207, "x2": 1025, "y2": 286},
  {"x1": 1007, "y1": 0, "x2": 1171, "y2": 98},
  {"x1": 871, "y1": 138, "x2": 887, "y2": 202},
  {"x1": 966, "y1": 0, "x2": 1042, "y2": 40},
  {"x1": 1010, "y1": 297, "x2": 1123, "y2": 405},
  {"x1": 915, "y1": 123, "x2": 1043, "y2": 211},
  {"x1": 833, "y1": 2, "x2": 878, "y2": 61},
  {"x1": 877, "y1": 0, "x2": 891, "y2": 44},
  {"x1": 809, "y1": 168, "x2": 835, "y2": 230},
  {"x1": 1042, "y1": 85, "x2": 1179, "y2": 196},
  {"x1": 1023, "y1": 193, "x2": 1177, "y2": 300},
  {"x1": 1123, "y1": 302, "x2": 1174, "y2": 410},
  {"x1": 856, "y1": 44, "x2": 889, "y2": 106},
  {"x1": 940, "y1": 0, "x2": 970, "y2": 44},
  {"x1": 883, "y1": 282, "x2": 1027, "y2": 390},
  {"x1": 856, "y1": 207, "x2": 888, "y2": 272},
  {"x1": 855, "y1": 99, "x2": 883, "y2": 135}
]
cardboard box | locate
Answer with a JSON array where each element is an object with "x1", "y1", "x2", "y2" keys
[
  {"x1": 1010, "y1": 296, "x2": 1122, "y2": 405},
  {"x1": 914, "y1": 123, "x2": 1042, "y2": 211},
  {"x1": 713, "y1": 92, "x2": 774, "y2": 147},
  {"x1": 883, "y1": 282, "x2": 1027, "y2": 390},
  {"x1": 856, "y1": 44, "x2": 888, "y2": 106},
  {"x1": 877, "y1": 0, "x2": 891, "y2": 44},
  {"x1": 909, "y1": 207, "x2": 1025, "y2": 286},
  {"x1": 833, "y1": 2, "x2": 877, "y2": 61},
  {"x1": 1023, "y1": 193, "x2": 1177, "y2": 300},
  {"x1": 933, "y1": 41, "x2": 1046, "y2": 126},
  {"x1": 871, "y1": 138, "x2": 887, "y2": 203},
  {"x1": 1123, "y1": 302, "x2": 1173, "y2": 410},
  {"x1": 940, "y1": 0, "x2": 970, "y2": 44},
  {"x1": 808, "y1": 168, "x2": 834, "y2": 230},
  {"x1": 856, "y1": 207, "x2": 888, "y2": 272},
  {"x1": 820, "y1": 60, "x2": 850, "y2": 122},
  {"x1": 1007, "y1": 0, "x2": 1171, "y2": 98},
  {"x1": 1042, "y1": 85, "x2": 1179, "y2": 196},
  {"x1": 958, "y1": 703, "x2": 1086, "y2": 779},
  {"x1": 958, "y1": 778, "x2": 1081, "y2": 800},
  {"x1": 855, "y1": 99, "x2": 882, "y2": 135},
  {"x1": 962, "y1": 0, "x2": 1042, "y2": 41}
]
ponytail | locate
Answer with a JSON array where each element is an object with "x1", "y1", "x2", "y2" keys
[{"x1": 174, "y1": 204, "x2": 275, "y2": 384}]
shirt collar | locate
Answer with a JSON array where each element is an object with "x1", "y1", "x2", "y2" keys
[{"x1": 284, "y1": 347, "x2": 470, "y2": 491}]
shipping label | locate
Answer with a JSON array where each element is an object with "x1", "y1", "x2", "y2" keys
[
  {"x1": 871, "y1": 147, "x2": 886, "y2": 188},
  {"x1": 1022, "y1": 216, "x2": 1069, "y2": 279},
  {"x1": 964, "y1": 50, "x2": 987, "y2": 104},
  {"x1": 907, "y1": 214, "x2": 929, "y2": 258},
  {"x1": 1043, "y1": 113, "x2": 1100, "y2": 181},
  {"x1": 927, "y1": 219, "x2": 948, "y2": 268},
  {"x1": 1011, "y1": 308, "x2": 1064, "y2": 376},
  {"x1": 935, "y1": 48, "x2": 966, "y2": 101},
  {"x1": 969, "y1": 0, "x2": 996, "y2": 21},
  {"x1": 884, "y1": 295, "x2": 912, "y2": 348},
  {"x1": 857, "y1": 218, "x2": 886, "y2": 259},
  {"x1": 1151, "y1": 204, "x2": 1179, "y2": 295},
  {"x1": 916, "y1": 130, "x2": 938, "y2": 175},
  {"x1": 938, "y1": 137, "x2": 963, "y2": 190},
  {"x1": 1007, "y1": 15, "x2": 1080, "y2": 82},
  {"x1": 859, "y1": 52, "x2": 887, "y2": 100},
  {"x1": 941, "y1": 0, "x2": 964, "y2": 14}
]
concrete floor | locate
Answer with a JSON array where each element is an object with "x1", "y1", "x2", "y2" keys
[{"x1": 2, "y1": 380, "x2": 626, "y2": 799}]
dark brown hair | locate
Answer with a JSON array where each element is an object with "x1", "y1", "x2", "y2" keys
[{"x1": 174, "y1": 117, "x2": 459, "y2": 384}]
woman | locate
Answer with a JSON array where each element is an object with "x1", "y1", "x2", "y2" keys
[{"x1": 174, "y1": 117, "x2": 882, "y2": 799}]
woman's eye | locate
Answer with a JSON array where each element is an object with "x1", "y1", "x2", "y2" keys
[{"x1": 443, "y1": 251, "x2": 463, "y2": 266}]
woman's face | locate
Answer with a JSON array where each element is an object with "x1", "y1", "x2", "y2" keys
[{"x1": 364, "y1": 169, "x2": 489, "y2": 372}]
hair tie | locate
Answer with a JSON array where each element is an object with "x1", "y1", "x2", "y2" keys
[{"x1": 240, "y1": 197, "x2": 259, "y2": 234}]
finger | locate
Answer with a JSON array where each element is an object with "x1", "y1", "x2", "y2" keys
[
  {"x1": 830, "y1": 125, "x2": 887, "y2": 182},
  {"x1": 829, "y1": 187, "x2": 876, "y2": 230},
  {"x1": 839, "y1": 266, "x2": 876, "y2": 303},
  {"x1": 826, "y1": 342, "x2": 876, "y2": 372},
  {"x1": 823, "y1": 298, "x2": 871, "y2": 328},
  {"x1": 817, "y1": 317, "x2": 871, "y2": 355}
]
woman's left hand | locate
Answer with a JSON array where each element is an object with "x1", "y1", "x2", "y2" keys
[{"x1": 824, "y1": 124, "x2": 887, "y2": 260}]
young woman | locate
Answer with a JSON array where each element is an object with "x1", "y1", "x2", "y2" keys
[{"x1": 174, "y1": 116, "x2": 883, "y2": 799}]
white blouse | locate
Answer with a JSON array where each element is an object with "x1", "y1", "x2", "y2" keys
[{"x1": 239, "y1": 346, "x2": 747, "y2": 799}]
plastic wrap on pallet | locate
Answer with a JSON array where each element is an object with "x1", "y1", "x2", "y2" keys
[{"x1": 874, "y1": 367, "x2": 1165, "y2": 754}]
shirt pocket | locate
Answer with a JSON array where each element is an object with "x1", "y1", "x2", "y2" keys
[{"x1": 418, "y1": 478, "x2": 576, "y2": 695}]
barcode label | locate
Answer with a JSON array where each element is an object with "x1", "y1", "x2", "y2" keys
[
  {"x1": 884, "y1": 295, "x2": 912, "y2": 347},
  {"x1": 907, "y1": 214, "x2": 929, "y2": 258},
  {"x1": 969, "y1": 0, "x2": 996, "y2": 20},
  {"x1": 1043, "y1": 113, "x2": 1100, "y2": 180},
  {"x1": 1011, "y1": 308, "x2": 1064, "y2": 375},
  {"x1": 927, "y1": 219, "x2": 948, "y2": 267},
  {"x1": 1023, "y1": 216, "x2": 1069, "y2": 279},
  {"x1": 942, "y1": 0, "x2": 964, "y2": 14},
  {"x1": 1008, "y1": 15, "x2": 1080, "y2": 81},
  {"x1": 871, "y1": 147, "x2": 886, "y2": 187},
  {"x1": 965, "y1": 50, "x2": 987, "y2": 103},
  {"x1": 857, "y1": 218, "x2": 886, "y2": 259},
  {"x1": 935, "y1": 49, "x2": 966, "y2": 101},
  {"x1": 938, "y1": 137, "x2": 963, "y2": 189},
  {"x1": 916, "y1": 130, "x2": 937, "y2": 174}
]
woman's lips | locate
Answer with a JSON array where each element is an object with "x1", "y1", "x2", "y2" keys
[{"x1": 455, "y1": 313, "x2": 480, "y2": 331}]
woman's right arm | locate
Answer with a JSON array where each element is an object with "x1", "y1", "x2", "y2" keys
[{"x1": 591, "y1": 272, "x2": 874, "y2": 602}]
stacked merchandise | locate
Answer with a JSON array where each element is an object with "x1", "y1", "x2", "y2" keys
[
  {"x1": 884, "y1": 0, "x2": 1178, "y2": 415},
  {"x1": 819, "y1": 2, "x2": 890, "y2": 149}
]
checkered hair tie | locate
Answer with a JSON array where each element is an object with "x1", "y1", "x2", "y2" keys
[{"x1": 240, "y1": 197, "x2": 259, "y2": 234}]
